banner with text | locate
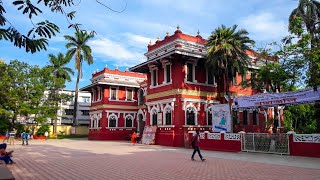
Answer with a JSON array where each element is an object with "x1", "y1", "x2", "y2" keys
[
  {"x1": 233, "y1": 87, "x2": 320, "y2": 109},
  {"x1": 141, "y1": 125, "x2": 157, "y2": 145},
  {"x1": 212, "y1": 104, "x2": 231, "y2": 133}
]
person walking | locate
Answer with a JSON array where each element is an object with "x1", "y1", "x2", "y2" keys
[
  {"x1": 131, "y1": 131, "x2": 137, "y2": 145},
  {"x1": 2, "y1": 130, "x2": 9, "y2": 143},
  {"x1": 190, "y1": 130, "x2": 205, "y2": 161},
  {"x1": 44, "y1": 131, "x2": 49, "y2": 140},
  {"x1": 21, "y1": 131, "x2": 28, "y2": 146}
]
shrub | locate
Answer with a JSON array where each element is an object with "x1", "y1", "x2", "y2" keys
[{"x1": 37, "y1": 124, "x2": 50, "y2": 136}]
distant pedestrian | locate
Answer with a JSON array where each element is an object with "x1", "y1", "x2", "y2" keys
[
  {"x1": 2, "y1": 130, "x2": 9, "y2": 143},
  {"x1": 190, "y1": 130, "x2": 205, "y2": 161},
  {"x1": 21, "y1": 131, "x2": 28, "y2": 146},
  {"x1": 44, "y1": 131, "x2": 49, "y2": 140},
  {"x1": 9, "y1": 130, "x2": 15, "y2": 145},
  {"x1": 131, "y1": 131, "x2": 137, "y2": 145}
]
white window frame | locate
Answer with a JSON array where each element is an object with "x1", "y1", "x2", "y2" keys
[
  {"x1": 163, "y1": 104, "x2": 173, "y2": 125},
  {"x1": 92, "y1": 89, "x2": 96, "y2": 102},
  {"x1": 185, "y1": 62, "x2": 197, "y2": 83},
  {"x1": 109, "y1": 86, "x2": 119, "y2": 101},
  {"x1": 151, "y1": 69, "x2": 158, "y2": 87},
  {"x1": 124, "y1": 114, "x2": 134, "y2": 127},
  {"x1": 108, "y1": 113, "x2": 118, "y2": 127},
  {"x1": 97, "y1": 87, "x2": 102, "y2": 101},
  {"x1": 205, "y1": 68, "x2": 216, "y2": 85},
  {"x1": 185, "y1": 104, "x2": 198, "y2": 125},
  {"x1": 150, "y1": 107, "x2": 158, "y2": 126},
  {"x1": 125, "y1": 87, "x2": 134, "y2": 101},
  {"x1": 206, "y1": 105, "x2": 213, "y2": 126},
  {"x1": 163, "y1": 63, "x2": 172, "y2": 84}
]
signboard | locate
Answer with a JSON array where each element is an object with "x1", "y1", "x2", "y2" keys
[
  {"x1": 233, "y1": 87, "x2": 320, "y2": 109},
  {"x1": 212, "y1": 104, "x2": 231, "y2": 132},
  {"x1": 141, "y1": 125, "x2": 157, "y2": 145}
]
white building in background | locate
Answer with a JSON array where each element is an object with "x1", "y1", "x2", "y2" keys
[
  {"x1": 56, "y1": 90, "x2": 91, "y2": 126},
  {"x1": 16, "y1": 90, "x2": 91, "y2": 126}
]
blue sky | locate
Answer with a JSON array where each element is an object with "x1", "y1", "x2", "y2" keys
[{"x1": 0, "y1": 0, "x2": 297, "y2": 90}]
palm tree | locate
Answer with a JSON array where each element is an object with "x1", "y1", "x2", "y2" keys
[
  {"x1": 64, "y1": 30, "x2": 95, "y2": 126},
  {"x1": 206, "y1": 24, "x2": 255, "y2": 132},
  {"x1": 45, "y1": 53, "x2": 74, "y2": 135},
  {"x1": 46, "y1": 53, "x2": 75, "y2": 81},
  {"x1": 289, "y1": 0, "x2": 320, "y2": 132}
]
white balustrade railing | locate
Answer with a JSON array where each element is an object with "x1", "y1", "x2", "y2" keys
[
  {"x1": 224, "y1": 133, "x2": 241, "y2": 141},
  {"x1": 207, "y1": 133, "x2": 221, "y2": 140},
  {"x1": 293, "y1": 134, "x2": 320, "y2": 143}
]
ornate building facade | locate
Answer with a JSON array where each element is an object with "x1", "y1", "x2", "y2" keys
[{"x1": 82, "y1": 28, "x2": 284, "y2": 146}]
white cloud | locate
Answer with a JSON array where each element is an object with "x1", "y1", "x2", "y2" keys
[
  {"x1": 239, "y1": 12, "x2": 289, "y2": 41},
  {"x1": 88, "y1": 37, "x2": 145, "y2": 67},
  {"x1": 124, "y1": 33, "x2": 150, "y2": 45}
]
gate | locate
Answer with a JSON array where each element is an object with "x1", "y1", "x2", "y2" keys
[{"x1": 242, "y1": 133, "x2": 289, "y2": 155}]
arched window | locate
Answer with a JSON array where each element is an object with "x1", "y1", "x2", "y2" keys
[
  {"x1": 138, "y1": 89, "x2": 145, "y2": 106},
  {"x1": 108, "y1": 114, "x2": 118, "y2": 127},
  {"x1": 163, "y1": 105, "x2": 173, "y2": 125},
  {"x1": 151, "y1": 108, "x2": 158, "y2": 125},
  {"x1": 186, "y1": 105, "x2": 197, "y2": 125},
  {"x1": 207, "y1": 106, "x2": 213, "y2": 126},
  {"x1": 92, "y1": 119, "x2": 95, "y2": 128},
  {"x1": 125, "y1": 115, "x2": 133, "y2": 127}
]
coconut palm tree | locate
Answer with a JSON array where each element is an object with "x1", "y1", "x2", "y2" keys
[
  {"x1": 64, "y1": 30, "x2": 95, "y2": 126},
  {"x1": 206, "y1": 24, "x2": 255, "y2": 132},
  {"x1": 289, "y1": 0, "x2": 320, "y2": 132},
  {"x1": 45, "y1": 53, "x2": 74, "y2": 134},
  {"x1": 46, "y1": 53, "x2": 74, "y2": 82}
]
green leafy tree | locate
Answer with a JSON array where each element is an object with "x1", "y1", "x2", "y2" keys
[
  {"x1": 289, "y1": 0, "x2": 320, "y2": 132},
  {"x1": 44, "y1": 53, "x2": 74, "y2": 134},
  {"x1": 0, "y1": 0, "x2": 126, "y2": 53},
  {"x1": 284, "y1": 104, "x2": 317, "y2": 133},
  {"x1": 64, "y1": 30, "x2": 95, "y2": 126},
  {"x1": 206, "y1": 24, "x2": 255, "y2": 131}
]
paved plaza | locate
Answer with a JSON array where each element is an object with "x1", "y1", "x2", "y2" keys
[{"x1": 3, "y1": 139, "x2": 320, "y2": 180}]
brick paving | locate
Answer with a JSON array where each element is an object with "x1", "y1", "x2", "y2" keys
[{"x1": 3, "y1": 139, "x2": 320, "y2": 180}]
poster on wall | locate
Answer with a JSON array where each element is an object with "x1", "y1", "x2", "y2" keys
[
  {"x1": 141, "y1": 125, "x2": 157, "y2": 145},
  {"x1": 212, "y1": 104, "x2": 231, "y2": 132}
]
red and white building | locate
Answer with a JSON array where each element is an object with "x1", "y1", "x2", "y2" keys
[
  {"x1": 82, "y1": 28, "x2": 284, "y2": 146},
  {"x1": 81, "y1": 67, "x2": 147, "y2": 140}
]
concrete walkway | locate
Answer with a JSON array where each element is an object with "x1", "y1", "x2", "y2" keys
[{"x1": 4, "y1": 139, "x2": 320, "y2": 180}]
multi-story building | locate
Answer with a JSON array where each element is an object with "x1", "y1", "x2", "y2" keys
[
  {"x1": 81, "y1": 28, "x2": 282, "y2": 146},
  {"x1": 80, "y1": 67, "x2": 146, "y2": 140},
  {"x1": 57, "y1": 90, "x2": 91, "y2": 126},
  {"x1": 16, "y1": 90, "x2": 91, "y2": 126}
]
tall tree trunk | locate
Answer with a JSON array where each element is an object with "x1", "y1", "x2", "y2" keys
[
  {"x1": 53, "y1": 89, "x2": 58, "y2": 135},
  {"x1": 225, "y1": 67, "x2": 233, "y2": 132},
  {"x1": 73, "y1": 68, "x2": 81, "y2": 126}
]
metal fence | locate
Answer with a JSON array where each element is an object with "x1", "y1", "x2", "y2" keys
[{"x1": 241, "y1": 133, "x2": 289, "y2": 155}]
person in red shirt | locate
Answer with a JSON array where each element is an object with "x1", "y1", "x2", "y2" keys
[{"x1": 191, "y1": 130, "x2": 205, "y2": 161}]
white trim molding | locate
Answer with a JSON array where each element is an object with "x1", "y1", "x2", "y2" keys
[
  {"x1": 108, "y1": 113, "x2": 118, "y2": 127},
  {"x1": 185, "y1": 103, "x2": 198, "y2": 125}
]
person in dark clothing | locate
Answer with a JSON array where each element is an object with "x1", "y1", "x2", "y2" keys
[
  {"x1": 191, "y1": 130, "x2": 205, "y2": 161},
  {"x1": 0, "y1": 143, "x2": 14, "y2": 165}
]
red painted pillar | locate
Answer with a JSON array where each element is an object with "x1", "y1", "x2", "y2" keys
[{"x1": 100, "y1": 111, "x2": 107, "y2": 129}]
